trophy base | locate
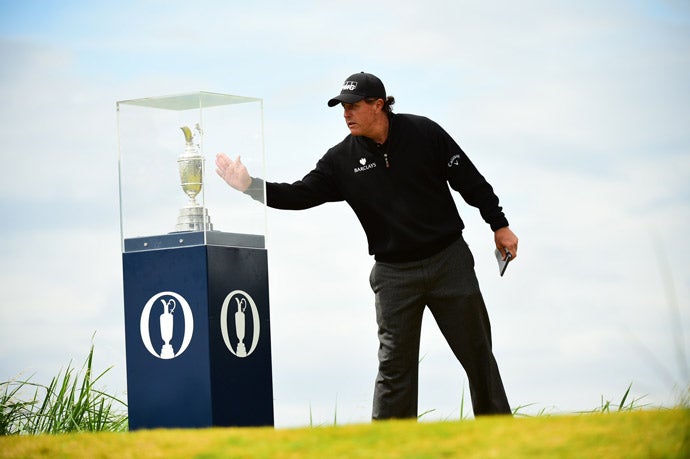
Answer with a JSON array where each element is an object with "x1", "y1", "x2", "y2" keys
[
  {"x1": 236, "y1": 342, "x2": 247, "y2": 358},
  {"x1": 176, "y1": 205, "x2": 213, "y2": 232},
  {"x1": 161, "y1": 344, "x2": 175, "y2": 359}
]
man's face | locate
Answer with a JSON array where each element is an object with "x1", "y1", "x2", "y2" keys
[{"x1": 341, "y1": 99, "x2": 380, "y2": 137}]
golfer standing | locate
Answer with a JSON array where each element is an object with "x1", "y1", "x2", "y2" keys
[{"x1": 216, "y1": 72, "x2": 518, "y2": 419}]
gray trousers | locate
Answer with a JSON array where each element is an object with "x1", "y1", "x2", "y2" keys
[{"x1": 369, "y1": 236, "x2": 511, "y2": 419}]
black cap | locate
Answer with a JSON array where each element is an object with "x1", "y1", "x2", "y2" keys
[{"x1": 327, "y1": 72, "x2": 386, "y2": 107}]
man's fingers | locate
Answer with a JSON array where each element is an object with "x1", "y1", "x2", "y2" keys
[
  {"x1": 216, "y1": 152, "x2": 230, "y2": 167},
  {"x1": 494, "y1": 227, "x2": 518, "y2": 261},
  {"x1": 216, "y1": 152, "x2": 251, "y2": 192},
  {"x1": 216, "y1": 153, "x2": 238, "y2": 181}
]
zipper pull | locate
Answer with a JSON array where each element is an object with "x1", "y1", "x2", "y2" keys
[{"x1": 384, "y1": 152, "x2": 390, "y2": 168}]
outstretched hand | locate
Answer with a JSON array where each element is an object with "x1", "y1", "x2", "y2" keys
[
  {"x1": 494, "y1": 226, "x2": 518, "y2": 260},
  {"x1": 216, "y1": 153, "x2": 252, "y2": 192}
]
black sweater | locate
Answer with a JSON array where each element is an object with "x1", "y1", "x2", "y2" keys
[{"x1": 250, "y1": 113, "x2": 508, "y2": 262}]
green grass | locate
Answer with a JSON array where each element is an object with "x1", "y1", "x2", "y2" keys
[
  {"x1": 0, "y1": 409, "x2": 688, "y2": 458},
  {"x1": 0, "y1": 344, "x2": 127, "y2": 435},
  {"x1": 1, "y1": 346, "x2": 688, "y2": 459}
]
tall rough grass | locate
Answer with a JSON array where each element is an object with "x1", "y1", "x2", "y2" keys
[
  {"x1": 0, "y1": 344, "x2": 127, "y2": 435},
  {"x1": 591, "y1": 383, "x2": 648, "y2": 413}
]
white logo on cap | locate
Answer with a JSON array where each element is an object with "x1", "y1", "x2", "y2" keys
[{"x1": 342, "y1": 81, "x2": 358, "y2": 91}]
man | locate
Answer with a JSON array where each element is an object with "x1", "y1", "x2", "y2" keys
[{"x1": 216, "y1": 72, "x2": 518, "y2": 419}]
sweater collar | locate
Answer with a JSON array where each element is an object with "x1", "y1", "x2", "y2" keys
[{"x1": 357, "y1": 113, "x2": 395, "y2": 152}]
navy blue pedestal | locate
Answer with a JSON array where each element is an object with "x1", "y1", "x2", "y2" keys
[{"x1": 122, "y1": 232, "x2": 273, "y2": 430}]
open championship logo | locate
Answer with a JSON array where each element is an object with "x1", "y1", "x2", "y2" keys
[
  {"x1": 140, "y1": 291, "x2": 194, "y2": 360},
  {"x1": 220, "y1": 290, "x2": 261, "y2": 358}
]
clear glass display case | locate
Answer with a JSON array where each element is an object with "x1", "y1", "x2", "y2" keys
[{"x1": 117, "y1": 92, "x2": 266, "y2": 252}]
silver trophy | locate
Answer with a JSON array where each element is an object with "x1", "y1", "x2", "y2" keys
[{"x1": 175, "y1": 124, "x2": 213, "y2": 231}]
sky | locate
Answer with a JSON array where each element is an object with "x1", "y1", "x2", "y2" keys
[{"x1": 0, "y1": 0, "x2": 689, "y2": 428}]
